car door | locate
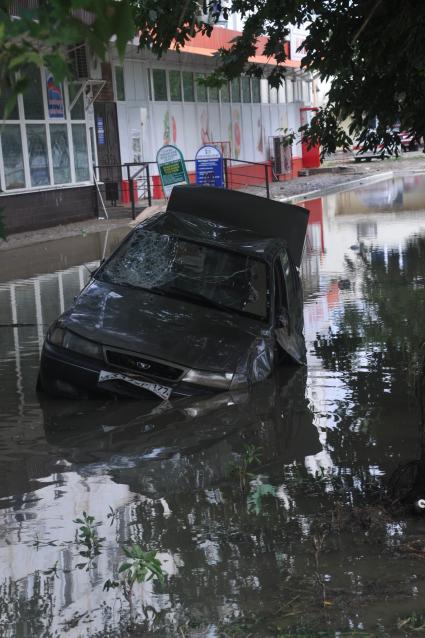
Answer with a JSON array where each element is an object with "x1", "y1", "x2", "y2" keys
[{"x1": 274, "y1": 250, "x2": 306, "y2": 364}]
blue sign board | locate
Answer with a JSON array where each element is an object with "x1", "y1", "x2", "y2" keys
[
  {"x1": 195, "y1": 145, "x2": 224, "y2": 187},
  {"x1": 96, "y1": 116, "x2": 105, "y2": 145}
]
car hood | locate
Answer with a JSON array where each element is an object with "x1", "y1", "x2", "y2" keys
[{"x1": 64, "y1": 280, "x2": 266, "y2": 372}]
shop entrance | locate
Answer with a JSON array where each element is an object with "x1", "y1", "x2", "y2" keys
[{"x1": 94, "y1": 102, "x2": 121, "y2": 181}]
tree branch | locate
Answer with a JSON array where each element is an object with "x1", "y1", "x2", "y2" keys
[{"x1": 350, "y1": 0, "x2": 382, "y2": 45}]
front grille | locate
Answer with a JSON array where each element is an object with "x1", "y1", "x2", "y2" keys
[{"x1": 105, "y1": 350, "x2": 183, "y2": 381}]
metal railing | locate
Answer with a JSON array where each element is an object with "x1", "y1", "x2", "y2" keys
[
  {"x1": 92, "y1": 157, "x2": 273, "y2": 219},
  {"x1": 223, "y1": 158, "x2": 271, "y2": 199},
  {"x1": 93, "y1": 162, "x2": 152, "y2": 220}
]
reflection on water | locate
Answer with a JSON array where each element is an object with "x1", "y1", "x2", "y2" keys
[{"x1": 2, "y1": 177, "x2": 425, "y2": 635}]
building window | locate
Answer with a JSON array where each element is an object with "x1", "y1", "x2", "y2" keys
[
  {"x1": 23, "y1": 70, "x2": 45, "y2": 120},
  {"x1": 1, "y1": 125, "x2": 25, "y2": 189},
  {"x1": 241, "y1": 77, "x2": 251, "y2": 103},
  {"x1": 196, "y1": 74, "x2": 207, "y2": 102},
  {"x1": 27, "y1": 124, "x2": 50, "y2": 186},
  {"x1": 115, "y1": 66, "x2": 125, "y2": 101},
  {"x1": 220, "y1": 82, "x2": 230, "y2": 102},
  {"x1": 147, "y1": 69, "x2": 152, "y2": 101},
  {"x1": 231, "y1": 78, "x2": 241, "y2": 102},
  {"x1": 169, "y1": 70, "x2": 182, "y2": 101},
  {"x1": 182, "y1": 72, "x2": 195, "y2": 102},
  {"x1": 50, "y1": 124, "x2": 71, "y2": 184},
  {"x1": 0, "y1": 83, "x2": 19, "y2": 119},
  {"x1": 269, "y1": 84, "x2": 278, "y2": 104},
  {"x1": 252, "y1": 78, "x2": 261, "y2": 103},
  {"x1": 209, "y1": 85, "x2": 219, "y2": 102},
  {"x1": 0, "y1": 68, "x2": 92, "y2": 192},
  {"x1": 152, "y1": 69, "x2": 167, "y2": 101},
  {"x1": 72, "y1": 124, "x2": 89, "y2": 181},
  {"x1": 68, "y1": 82, "x2": 85, "y2": 120}
]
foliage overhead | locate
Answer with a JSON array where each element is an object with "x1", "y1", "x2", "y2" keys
[
  {"x1": 2, "y1": 0, "x2": 425, "y2": 154},
  {"x1": 0, "y1": 0, "x2": 134, "y2": 116}
]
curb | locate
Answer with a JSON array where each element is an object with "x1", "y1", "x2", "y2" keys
[{"x1": 278, "y1": 170, "x2": 394, "y2": 204}]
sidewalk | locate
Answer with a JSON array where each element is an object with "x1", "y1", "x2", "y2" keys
[{"x1": 2, "y1": 152, "x2": 424, "y2": 252}]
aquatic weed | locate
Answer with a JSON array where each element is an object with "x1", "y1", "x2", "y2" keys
[
  {"x1": 73, "y1": 511, "x2": 105, "y2": 570},
  {"x1": 229, "y1": 444, "x2": 262, "y2": 492},
  {"x1": 104, "y1": 543, "x2": 165, "y2": 623}
]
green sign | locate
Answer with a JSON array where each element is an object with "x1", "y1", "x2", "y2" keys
[{"x1": 156, "y1": 144, "x2": 189, "y2": 198}]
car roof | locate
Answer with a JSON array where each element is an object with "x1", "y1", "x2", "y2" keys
[
  {"x1": 142, "y1": 210, "x2": 283, "y2": 263},
  {"x1": 166, "y1": 185, "x2": 309, "y2": 267}
]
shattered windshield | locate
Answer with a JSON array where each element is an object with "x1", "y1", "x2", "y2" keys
[{"x1": 98, "y1": 229, "x2": 269, "y2": 319}]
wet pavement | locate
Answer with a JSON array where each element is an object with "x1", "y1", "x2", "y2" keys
[{"x1": 2, "y1": 175, "x2": 425, "y2": 636}]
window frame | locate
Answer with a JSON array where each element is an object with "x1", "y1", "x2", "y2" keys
[
  {"x1": 152, "y1": 68, "x2": 168, "y2": 101},
  {"x1": 0, "y1": 68, "x2": 92, "y2": 193},
  {"x1": 114, "y1": 65, "x2": 126, "y2": 102}
]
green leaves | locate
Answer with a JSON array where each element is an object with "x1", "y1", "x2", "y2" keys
[
  {"x1": 0, "y1": 0, "x2": 135, "y2": 116},
  {"x1": 119, "y1": 544, "x2": 166, "y2": 585},
  {"x1": 229, "y1": 444, "x2": 262, "y2": 492},
  {"x1": 103, "y1": 543, "x2": 165, "y2": 601},
  {"x1": 73, "y1": 511, "x2": 105, "y2": 570}
]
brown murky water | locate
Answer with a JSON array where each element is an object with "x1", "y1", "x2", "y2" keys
[{"x1": 2, "y1": 176, "x2": 425, "y2": 636}]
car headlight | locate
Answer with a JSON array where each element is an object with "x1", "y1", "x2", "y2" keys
[
  {"x1": 47, "y1": 326, "x2": 103, "y2": 360},
  {"x1": 182, "y1": 369, "x2": 233, "y2": 389}
]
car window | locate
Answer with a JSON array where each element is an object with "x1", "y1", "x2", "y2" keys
[{"x1": 98, "y1": 229, "x2": 270, "y2": 320}]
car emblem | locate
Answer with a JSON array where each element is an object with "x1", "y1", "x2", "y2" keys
[{"x1": 136, "y1": 361, "x2": 151, "y2": 370}]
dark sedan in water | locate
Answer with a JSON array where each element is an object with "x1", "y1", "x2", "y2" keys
[{"x1": 38, "y1": 186, "x2": 309, "y2": 399}]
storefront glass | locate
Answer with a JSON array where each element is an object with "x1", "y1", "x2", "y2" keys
[
  {"x1": 1, "y1": 125, "x2": 25, "y2": 189},
  {"x1": 231, "y1": 78, "x2": 241, "y2": 103},
  {"x1": 72, "y1": 124, "x2": 89, "y2": 181},
  {"x1": 50, "y1": 124, "x2": 71, "y2": 184},
  {"x1": 68, "y1": 83, "x2": 85, "y2": 120},
  {"x1": 23, "y1": 71, "x2": 45, "y2": 120},
  {"x1": 221, "y1": 82, "x2": 230, "y2": 103},
  {"x1": 242, "y1": 77, "x2": 251, "y2": 103},
  {"x1": 196, "y1": 74, "x2": 207, "y2": 102},
  {"x1": 169, "y1": 70, "x2": 182, "y2": 101},
  {"x1": 153, "y1": 69, "x2": 167, "y2": 101},
  {"x1": 27, "y1": 124, "x2": 50, "y2": 186},
  {"x1": 182, "y1": 72, "x2": 195, "y2": 102}
]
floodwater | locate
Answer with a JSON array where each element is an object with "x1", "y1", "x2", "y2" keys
[{"x1": 2, "y1": 176, "x2": 425, "y2": 636}]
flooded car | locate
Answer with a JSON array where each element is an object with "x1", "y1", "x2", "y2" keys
[{"x1": 38, "y1": 185, "x2": 309, "y2": 400}]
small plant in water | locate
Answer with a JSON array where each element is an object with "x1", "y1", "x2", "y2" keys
[
  {"x1": 104, "y1": 544, "x2": 165, "y2": 623},
  {"x1": 247, "y1": 482, "x2": 277, "y2": 515},
  {"x1": 73, "y1": 511, "x2": 105, "y2": 570},
  {"x1": 229, "y1": 444, "x2": 262, "y2": 492}
]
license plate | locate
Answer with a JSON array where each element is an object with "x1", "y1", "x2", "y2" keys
[{"x1": 98, "y1": 370, "x2": 172, "y2": 401}]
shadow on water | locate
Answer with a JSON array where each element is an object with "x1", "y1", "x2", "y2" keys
[{"x1": 4, "y1": 177, "x2": 425, "y2": 635}]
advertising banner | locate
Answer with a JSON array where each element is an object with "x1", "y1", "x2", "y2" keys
[
  {"x1": 156, "y1": 145, "x2": 189, "y2": 198},
  {"x1": 46, "y1": 72, "x2": 64, "y2": 119},
  {"x1": 195, "y1": 145, "x2": 224, "y2": 187}
]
